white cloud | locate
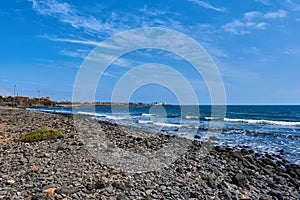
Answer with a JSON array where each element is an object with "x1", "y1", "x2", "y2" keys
[
  {"x1": 197, "y1": 24, "x2": 217, "y2": 32},
  {"x1": 102, "y1": 72, "x2": 117, "y2": 78},
  {"x1": 186, "y1": 0, "x2": 225, "y2": 12},
  {"x1": 28, "y1": 0, "x2": 115, "y2": 34},
  {"x1": 59, "y1": 49, "x2": 89, "y2": 58},
  {"x1": 29, "y1": 0, "x2": 72, "y2": 15},
  {"x1": 32, "y1": 1, "x2": 226, "y2": 65},
  {"x1": 114, "y1": 58, "x2": 134, "y2": 68},
  {"x1": 223, "y1": 20, "x2": 266, "y2": 35},
  {"x1": 284, "y1": 49, "x2": 300, "y2": 57},
  {"x1": 244, "y1": 11, "x2": 261, "y2": 20},
  {"x1": 206, "y1": 46, "x2": 228, "y2": 58},
  {"x1": 86, "y1": 52, "x2": 134, "y2": 68},
  {"x1": 223, "y1": 10, "x2": 269, "y2": 35},
  {"x1": 139, "y1": 6, "x2": 167, "y2": 16},
  {"x1": 41, "y1": 35, "x2": 101, "y2": 46},
  {"x1": 254, "y1": 0, "x2": 271, "y2": 5},
  {"x1": 243, "y1": 46, "x2": 261, "y2": 54},
  {"x1": 256, "y1": 22, "x2": 267, "y2": 28},
  {"x1": 41, "y1": 35, "x2": 120, "y2": 50},
  {"x1": 29, "y1": 0, "x2": 190, "y2": 38},
  {"x1": 223, "y1": 8, "x2": 290, "y2": 35},
  {"x1": 264, "y1": 10, "x2": 287, "y2": 19}
]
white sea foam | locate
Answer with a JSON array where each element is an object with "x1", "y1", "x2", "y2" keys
[
  {"x1": 224, "y1": 118, "x2": 300, "y2": 126},
  {"x1": 27, "y1": 108, "x2": 48, "y2": 112},
  {"x1": 78, "y1": 111, "x2": 128, "y2": 120},
  {"x1": 77, "y1": 111, "x2": 105, "y2": 117},
  {"x1": 141, "y1": 113, "x2": 156, "y2": 117},
  {"x1": 53, "y1": 110, "x2": 72, "y2": 114},
  {"x1": 138, "y1": 120, "x2": 153, "y2": 124},
  {"x1": 153, "y1": 122, "x2": 182, "y2": 128},
  {"x1": 27, "y1": 108, "x2": 72, "y2": 114},
  {"x1": 204, "y1": 117, "x2": 221, "y2": 120},
  {"x1": 184, "y1": 115, "x2": 200, "y2": 119},
  {"x1": 105, "y1": 115, "x2": 128, "y2": 120}
]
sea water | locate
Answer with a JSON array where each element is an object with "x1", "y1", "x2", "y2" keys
[{"x1": 28, "y1": 105, "x2": 300, "y2": 165}]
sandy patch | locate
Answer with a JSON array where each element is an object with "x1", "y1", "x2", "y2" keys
[{"x1": 0, "y1": 123, "x2": 16, "y2": 144}]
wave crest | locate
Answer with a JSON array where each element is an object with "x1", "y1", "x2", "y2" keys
[{"x1": 224, "y1": 118, "x2": 300, "y2": 126}]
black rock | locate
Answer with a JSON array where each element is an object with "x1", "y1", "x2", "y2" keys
[
  {"x1": 86, "y1": 183, "x2": 95, "y2": 191},
  {"x1": 94, "y1": 180, "x2": 106, "y2": 189},
  {"x1": 194, "y1": 135, "x2": 201, "y2": 139},
  {"x1": 232, "y1": 174, "x2": 247, "y2": 188},
  {"x1": 277, "y1": 149, "x2": 285, "y2": 154}
]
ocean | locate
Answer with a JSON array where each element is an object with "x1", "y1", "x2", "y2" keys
[{"x1": 28, "y1": 105, "x2": 300, "y2": 165}]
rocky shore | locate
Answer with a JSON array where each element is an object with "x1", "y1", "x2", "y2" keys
[{"x1": 0, "y1": 108, "x2": 299, "y2": 199}]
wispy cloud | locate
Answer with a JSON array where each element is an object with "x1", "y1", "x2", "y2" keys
[
  {"x1": 87, "y1": 52, "x2": 134, "y2": 68},
  {"x1": 59, "y1": 49, "x2": 89, "y2": 58},
  {"x1": 29, "y1": 0, "x2": 73, "y2": 15},
  {"x1": 284, "y1": 49, "x2": 300, "y2": 57},
  {"x1": 243, "y1": 46, "x2": 261, "y2": 55},
  {"x1": 223, "y1": 19, "x2": 266, "y2": 35},
  {"x1": 264, "y1": 10, "x2": 287, "y2": 19},
  {"x1": 139, "y1": 6, "x2": 168, "y2": 16},
  {"x1": 244, "y1": 11, "x2": 261, "y2": 20},
  {"x1": 41, "y1": 35, "x2": 101, "y2": 46},
  {"x1": 32, "y1": 1, "x2": 226, "y2": 65},
  {"x1": 254, "y1": 0, "x2": 271, "y2": 5},
  {"x1": 222, "y1": 8, "x2": 290, "y2": 35},
  {"x1": 28, "y1": 0, "x2": 114, "y2": 34},
  {"x1": 103, "y1": 72, "x2": 117, "y2": 78},
  {"x1": 29, "y1": 0, "x2": 188, "y2": 37},
  {"x1": 186, "y1": 0, "x2": 225, "y2": 12},
  {"x1": 223, "y1": 8, "x2": 290, "y2": 35}
]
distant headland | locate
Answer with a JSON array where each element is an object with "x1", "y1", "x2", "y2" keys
[{"x1": 0, "y1": 95, "x2": 168, "y2": 108}]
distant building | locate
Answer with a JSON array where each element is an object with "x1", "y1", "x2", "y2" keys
[
  {"x1": 0, "y1": 95, "x2": 53, "y2": 107},
  {"x1": 16, "y1": 96, "x2": 29, "y2": 101},
  {"x1": 41, "y1": 96, "x2": 50, "y2": 101}
]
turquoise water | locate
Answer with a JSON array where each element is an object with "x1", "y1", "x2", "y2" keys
[{"x1": 28, "y1": 105, "x2": 300, "y2": 164}]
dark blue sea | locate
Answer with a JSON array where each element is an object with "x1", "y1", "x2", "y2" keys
[{"x1": 28, "y1": 105, "x2": 300, "y2": 165}]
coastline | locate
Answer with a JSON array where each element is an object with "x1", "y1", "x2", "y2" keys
[{"x1": 0, "y1": 108, "x2": 299, "y2": 199}]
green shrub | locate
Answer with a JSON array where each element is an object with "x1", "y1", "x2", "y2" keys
[{"x1": 20, "y1": 129, "x2": 64, "y2": 142}]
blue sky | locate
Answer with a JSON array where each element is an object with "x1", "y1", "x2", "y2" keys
[{"x1": 0, "y1": 0, "x2": 300, "y2": 104}]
